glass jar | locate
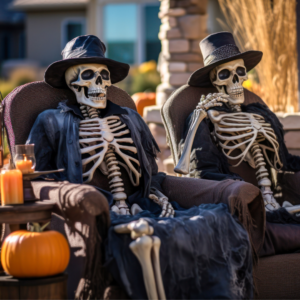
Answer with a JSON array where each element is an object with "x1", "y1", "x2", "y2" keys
[{"x1": 14, "y1": 144, "x2": 36, "y2": 174}]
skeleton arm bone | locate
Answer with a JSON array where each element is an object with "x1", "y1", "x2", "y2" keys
[
  {"x1": 174, "y1": 108, "x2": 207, "y2": 175},
  {"x1": 174, "y1": 94, "x2": 229, "y2": 175}
]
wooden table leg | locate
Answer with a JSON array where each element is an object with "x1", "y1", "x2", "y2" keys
[{"x1": 8, "y1": 224, "x2": 20, "y2": 233}]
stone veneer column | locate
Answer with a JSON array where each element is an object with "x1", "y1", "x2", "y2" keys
[
  {"x1": 144, "y1": 0, "x2": 208, "y2": 174},
  {"x1": 156, "y1": 0, "x2": 208, "y2": 106}
]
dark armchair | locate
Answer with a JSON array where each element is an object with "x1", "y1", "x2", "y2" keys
[
  {"x1": 2, "y1": 81, "x2": 137, "y2": 299},
  {"x1": 161, "y1": 84, "x2": 300, "y2": 299},
  {"x1": 4, "y1": 81, "x2": 300, "y2": 299}
]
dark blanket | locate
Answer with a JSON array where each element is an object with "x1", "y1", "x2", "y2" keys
[{"x1": 106, "y1": 203, "x2": 253, "y2": 299}]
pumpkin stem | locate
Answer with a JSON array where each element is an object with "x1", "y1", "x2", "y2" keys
[{"x1": 29, "y1": 222, "x2": 50, "y2": 232}]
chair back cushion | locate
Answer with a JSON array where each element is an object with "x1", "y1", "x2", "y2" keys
[
  {"x1": 3, "y1": 81, "x2": 138, "y2": 195},
  {"x1": 3, "y1": 81, "x2": 136, "y2": 158},
  {"x1": 161, "y1": 84, "x2": 265, "y2": 184}
]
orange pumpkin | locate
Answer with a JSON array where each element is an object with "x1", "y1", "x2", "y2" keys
[
  {"x1": 1, "y1": 229, "x2": 70, "y2": 278},
  {"x1": 132, "y1": 92, "x2": 156, "y2": 116}
]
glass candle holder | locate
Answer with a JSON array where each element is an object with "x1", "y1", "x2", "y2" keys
[{"x1": 14, "y1": 144, "x2": 36, "y2": 174}]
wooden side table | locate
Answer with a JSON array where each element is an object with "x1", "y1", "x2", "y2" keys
[
  {"x1": 0, "y1": 274, "x2": 67, "y2": 300},
  {"x1": 0, "y1": 201, "x2": 55, "y2": 233},
  {"x1": 0, "y1": 201, "x2": 68, "y2": 300},
  {"x1": 1, "y1": 201, "x2": 56, "y2": 272}
]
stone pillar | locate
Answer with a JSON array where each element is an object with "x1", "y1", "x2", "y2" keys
[
  {"x1": 156, "y1": 0, "x2": 208, "y2": 106},
  {"x1": 144, "y1": 0, "x2": 208, "y2": 174}
]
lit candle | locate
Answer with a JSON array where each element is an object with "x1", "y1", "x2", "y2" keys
[
  {"x1": 1, "y1": 169, "x2": 24, "y2": 205},
  {"x1": 16, "y1": 155, "x2": 34, "y2": 174}
]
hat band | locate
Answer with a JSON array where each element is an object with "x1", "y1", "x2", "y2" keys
[{"x1": 204, "y1": 44, "x2": 240, "y2": 66}]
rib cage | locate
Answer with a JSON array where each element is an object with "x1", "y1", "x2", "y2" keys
[
  {"x1": 78, "y1": 106, "x2": 141, "y2": 184},
  {"x1": 208, "y1": 110, "x2": 283, "y2": 170}
]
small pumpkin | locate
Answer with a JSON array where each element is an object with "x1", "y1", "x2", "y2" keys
[
  {"x1": 1, "y1": 223, "x2": 70, "y2": 278},
  {"x1": 132, "y1": 92, "x2": 156, "y2": 116}
]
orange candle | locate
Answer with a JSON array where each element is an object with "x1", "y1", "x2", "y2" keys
[
  {"x1": 1, "y1": 169, "x2": 24, "y2": 205},
  {"x1": 16, "y1": 156, "x2": 34, "y2": 174}
]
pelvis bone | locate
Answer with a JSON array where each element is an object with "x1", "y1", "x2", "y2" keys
[{"x1": 115, "y1": 219, "x2": 166, "y2": 300}]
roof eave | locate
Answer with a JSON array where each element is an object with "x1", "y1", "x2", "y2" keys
[{"x1": 10, "y1": 2, "x2": 88, "y2": 12}]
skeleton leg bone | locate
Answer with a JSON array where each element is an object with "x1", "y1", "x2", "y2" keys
[
  {"x1": 283, "y1": 202, "x2": 300, "y2": 214},
  {"x1": 151, "y1": 236, "x2": 166, "y2": 300},
  {"x1": 130, "y1": 236, "x2": 159, "y2": 300},
  {"x1": 114, "y1": 219, "x2": 166, "y2": 300},
  {"x1": 131, "y1": 203, "x2": 143, "y2": 215}
]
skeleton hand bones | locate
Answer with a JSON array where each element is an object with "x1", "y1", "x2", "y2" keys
[
  {"x1": 149, "y1": 194, "x2": 174, "y2": 218},
  {"x1": 149, "y1": 188, "x2": 175, "y2": 218},
  {"x1": 196, "y1": 93, "x2": 229, "y2": 111}
]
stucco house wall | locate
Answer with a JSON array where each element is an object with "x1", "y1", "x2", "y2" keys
[{"x1": 26, "y1": 10, "x2": 86, "y2": 67}]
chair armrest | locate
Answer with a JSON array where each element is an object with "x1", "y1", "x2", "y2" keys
[
  {"x1": 31, "y1": 180, "x2": 110, "y2": 225},
  {"x1": 161, "y1": 175, "x2": 265, "y2": 257},
  {"x1": 277, "y1": 171, "x2": 300, "y2": 206},
  {"x1": 31, "y1": 181, "x2": 111, "y2": 299}
]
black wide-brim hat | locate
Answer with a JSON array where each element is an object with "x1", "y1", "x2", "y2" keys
[
  {"x1": 188, "y1": 32, "x2": 263, "y2": 87},
  {"x1": 45, "y1": 35, "x2": 130, "y2": 88}
]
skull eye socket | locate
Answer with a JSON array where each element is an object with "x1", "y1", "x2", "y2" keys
[
  {"x1": 218, "y1": 69, "x2": 230, "y2": 80},
  {"x1": 236, "y1": 67, "x2": 246, "y2": 76},
  {"x1": 81, "y1": 69, "x2": 94, "y2": 80},
  {"x1": 100, "y1": 70, "x2": 110, "y2": 81}
]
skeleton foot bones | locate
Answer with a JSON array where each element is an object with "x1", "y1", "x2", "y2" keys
[{"x1": 114, "y1": 219, "x2": 166, "y2": 300}]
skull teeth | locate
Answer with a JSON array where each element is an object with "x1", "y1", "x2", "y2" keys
[
  {"x1": 228, "y1": 87, "x2": 243, "y2": 95},
  {"x1": 89, "y1": 93, "x2": 105, "y2": 97},
  {"x1": 88, "y1": 89, "x2": 106, "y2": 98},
  {"x1": 91, "y1": 97, "x2": 105, "y2": 102}
]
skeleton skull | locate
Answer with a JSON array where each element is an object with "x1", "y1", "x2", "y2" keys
[
  {"x1": 65, "y1": 63, "x2": 111, "y2": 109},
  {"x1": 209, "y1": 59, "x2": 248, "y2": 106}
]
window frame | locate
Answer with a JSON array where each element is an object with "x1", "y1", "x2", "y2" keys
[
  {"x1": 61, "y1": 17, "x2": 86, "y2": 50},
  {"x1": 99, "y1": 0, "x2": 160, "y2": 65},
  {"x1": 140, "y1": 2, "x2": 161, "y2": 63}
]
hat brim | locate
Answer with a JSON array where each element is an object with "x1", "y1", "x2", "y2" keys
[
  {"x1": 44, "y1": 57, "x2": 130, "y2": 88},
  {"x1": 188, "y1": 50, "x2": 263, "y2": 87}
]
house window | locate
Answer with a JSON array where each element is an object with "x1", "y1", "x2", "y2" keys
[
  {"x1": 2, "y1": 35, "x2": 11, "y2": 60},
  {"x1": 144, "y1": 5, "x2": 161, "y2": 62},
  {"x1": 62, "y1": 18, "x2": 86, "y2": 47},
  {"x1": 19, "y1": 32, "x2": 25, "y2": 58},
  {"x1": 104, "y1": 4, "x2": 137, "y2": 65},
  {"x1": 103, "y1": 2, "x2": 160, "y2": 65}
]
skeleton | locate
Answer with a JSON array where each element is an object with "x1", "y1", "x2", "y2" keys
[
  {"x1": 64, "y1": 63, "x2": 173, "y2": 299},
  {"x1": 175, "y1": 58, "x2": 300, "y2": 213},
  {"x1": 65, "y1": 63, "x2": 174, "y2": 217},
  {"x1": 114, "y1": 218, "x2": 166, "y2": 300}
]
